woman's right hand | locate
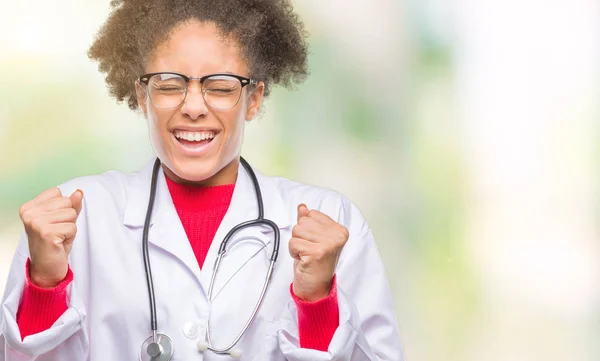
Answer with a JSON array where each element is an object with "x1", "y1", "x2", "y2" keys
[{"x1": 19, "y1": 187, "x2": 84, "y2": 288}]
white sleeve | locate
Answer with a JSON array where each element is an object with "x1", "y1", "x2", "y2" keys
[
  {"x1": 1, "y1": 231, "x2": 89, "y2": 360},
  {"x1": 275, "y1": 197, "x2": 406, "y2": 361}
]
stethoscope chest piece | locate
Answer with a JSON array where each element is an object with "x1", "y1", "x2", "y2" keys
[{"x1": 139, "y1": 333, "x2": 174, "y2": 361}]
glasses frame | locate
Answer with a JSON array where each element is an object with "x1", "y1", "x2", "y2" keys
[{"x1": 138, "y1": 72, "x2": 257, "y2": 110}]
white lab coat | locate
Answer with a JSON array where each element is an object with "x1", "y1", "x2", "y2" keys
[{"x1": 1, "y1": 158, "x2": 405, "y2": 361}]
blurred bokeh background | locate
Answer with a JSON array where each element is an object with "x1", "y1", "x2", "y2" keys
[{"x1": 1, "y1": 0, "x2": 599, "y2": 360}]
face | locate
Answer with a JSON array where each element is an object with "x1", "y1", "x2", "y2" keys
[{"x1": 136, "y1": 21, "x2": 264, "y2": 186}]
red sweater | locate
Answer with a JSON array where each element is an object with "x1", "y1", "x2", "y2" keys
[{"x1": 17, "y1": 175, "x2": 339, "y2": 351}]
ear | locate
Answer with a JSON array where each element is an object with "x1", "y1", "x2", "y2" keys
[
  {"x1": 245, "y1": 81, "x2": 265, "y2": 121},
  {"x1": 135, "y1": 80, "x2": 148, "y2": 117}
]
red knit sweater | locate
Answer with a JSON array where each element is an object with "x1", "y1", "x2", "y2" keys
[{"x1": 16, "y1": 175, "x2": 339, "y2": 351}]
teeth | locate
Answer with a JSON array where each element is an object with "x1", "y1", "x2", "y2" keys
[{"x1": 174, "y1": 131, "x2": 216, "y2": 142}]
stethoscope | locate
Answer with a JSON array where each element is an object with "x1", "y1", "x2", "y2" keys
[{"x1": 139, "y1": 157, "x2": 280, "y2": 361}]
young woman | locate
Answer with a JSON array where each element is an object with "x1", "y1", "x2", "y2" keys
[{"x1": 1, "y1": 1, "x2": 404, "y2": 360}]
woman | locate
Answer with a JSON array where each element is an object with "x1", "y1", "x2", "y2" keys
[{"x1": 1, "y1": 0, "x2": 404, "y2": 360}]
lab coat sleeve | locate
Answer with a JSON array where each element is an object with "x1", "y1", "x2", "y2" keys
[
  {"x1": 0, "y1": 231, "x2": 88, "y2": 361},
  {"x1": 275, "y1": 197, "x2": 406, "y2": 361},
  {"x1": 1, "y1": 183, "x2": 89, "y2": 360}
]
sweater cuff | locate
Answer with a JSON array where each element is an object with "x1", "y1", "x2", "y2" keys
[
  {"x1": 16, "y1": 258, "x2": 73, "y2": 340},
  {"x1": 290, "y1": 275, "x2": 340, "y2": 351}
]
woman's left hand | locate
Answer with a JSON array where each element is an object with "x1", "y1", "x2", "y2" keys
[{"x1": 289, "y1": 203, "x2": 349, "y2": 301}]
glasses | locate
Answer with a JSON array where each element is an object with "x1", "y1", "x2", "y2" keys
[{"x1": 138, "y1": 72, "x2": 257, "y2": 110}]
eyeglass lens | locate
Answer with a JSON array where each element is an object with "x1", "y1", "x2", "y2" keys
[{"x1": 147, "y1": 74, "x2": 243, "y2": 110}]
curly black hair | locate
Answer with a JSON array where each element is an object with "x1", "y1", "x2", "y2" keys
[{"x1": 88, "y1": 0, "x2": 310, "y2": 110}]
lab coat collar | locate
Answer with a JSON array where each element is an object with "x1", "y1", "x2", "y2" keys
[{"x1": 122, "y1": 157, "x2": 292, "y2": 230}]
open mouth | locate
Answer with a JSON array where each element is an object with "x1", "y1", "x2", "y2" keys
[{"x1": 173, "y1": 130, "x2": 216, "y2": 148}]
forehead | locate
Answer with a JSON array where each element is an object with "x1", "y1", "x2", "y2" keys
[{"x1": 146, "y1": 20, "x2": 248, "y2": 76}]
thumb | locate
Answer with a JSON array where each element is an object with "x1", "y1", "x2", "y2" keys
[
  {"x1": 70, "y1": 189, "x2": 84, "y2": 216},
  {"x1": 297, "y1": 203, "x2": 309, "y2": 222}
]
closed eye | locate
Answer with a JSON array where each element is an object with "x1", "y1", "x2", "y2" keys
[
  {"x1": 205, "y1": 87, "x2": 235, "y2": 93},
  {"x1": 156, "y1": 86, "x2": 185, "y2": 92}
]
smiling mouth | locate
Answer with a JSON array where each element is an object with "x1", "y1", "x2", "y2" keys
[{"x1": 173, "y1": 130, "x2": 216, "y2": 148}]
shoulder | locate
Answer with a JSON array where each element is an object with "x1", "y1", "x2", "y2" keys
[
  {"x1": 268, "y1": 174, "x2": 345, "y2": 203},
  {"x1": 257, "y1": 171, "x2": 367, "y2": 230},
  {"x1": 55, "y1": 158, "x2": 155, "y2": 200},
  {"x1": 56, "y1": 168, "x2": 130, "y2": 200}
]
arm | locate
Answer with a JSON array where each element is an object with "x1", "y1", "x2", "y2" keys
[
  {"x1": 278, "y1": 198, "x2": 405, "y2": 361},
  {"x1": 1, "y1": 233, "x2": 88, "y2": 360},
  {"x1": 1, "y1": 183, "x2": 89, "y2": 361}
]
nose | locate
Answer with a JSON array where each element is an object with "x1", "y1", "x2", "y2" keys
[{"x1": 180, "y1": 83, "x2": 208, "y2": 119}]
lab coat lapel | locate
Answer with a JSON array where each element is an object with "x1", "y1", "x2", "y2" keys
[
  {"x1": 123, "y1": 158, "x2": 203, "y2": 288},
  {"x1": 150, "y1": 171, "x2": 204, "y2": 285}
]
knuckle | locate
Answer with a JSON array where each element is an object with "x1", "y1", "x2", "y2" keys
[
  {"x1": 20, "y1": 208, "x2": 33, "y2": 223},
  {"x1": 308, "y1": 210, "x2": 322, "y2": 219},
  {"x1": 337, "y1": 237, "x2": 348, "y2": 248},
  {"x1": 19, "y1": 204, "x2": 28, "y2": 218},
  {"x1": 49, "y1": 187, "x2": 62, "y2": 197},
  {"x1": 340, "y1": 226, "x2": 349, "y2": 240},
  {"x1": 68, "y1": 224, "x2": 78, "y2": 238},
  {"x1": 288, "y1": 239, "x2": 300, "y2": 256},
  {"x1": 66, "y1": 208, "x2": 78, "y2": 220},
  {"x1": 291, "y1": 225, "x2": 301, "y2": 237}
]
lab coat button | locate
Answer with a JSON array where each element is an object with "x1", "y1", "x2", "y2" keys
[{"x1": 183, "y1": 322, "x2": 200, "y2": 339}]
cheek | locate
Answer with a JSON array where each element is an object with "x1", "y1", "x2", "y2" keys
[
  {"x1": 223, "y1": 106, "x2": 248, "y2": 146},
  {"x1": 146, "y1": 110, "x2": 161, "y2": 140},
  {"x1": 219, "y1": 95, "x2": 248, "y2": 138},
  {"x1": 146, "y1": 108, "x2": 174, "y2": 150}
]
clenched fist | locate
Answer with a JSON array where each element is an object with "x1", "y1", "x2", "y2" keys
[
  {"x1": 19, "y1": 187, "x2": 84, "y2": 288},
  {"x1": 289, "y1": 204, "x2": 349, "y2": 302}
]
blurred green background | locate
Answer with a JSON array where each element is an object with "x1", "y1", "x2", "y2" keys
[{"x1": 1, "y1": 1, "x2": 598, "y2": 360}]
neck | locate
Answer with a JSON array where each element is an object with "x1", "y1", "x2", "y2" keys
[{"x1": 162, "y1": 157, "x2": 239, "y2": 187}]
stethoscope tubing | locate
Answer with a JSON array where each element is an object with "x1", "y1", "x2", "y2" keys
[
  {"x1": 143, "y1": 158, "x2": 162, "y2": 334},
  {"x1": 141, "y1": 156, "x2": 280, "y2": 358}
]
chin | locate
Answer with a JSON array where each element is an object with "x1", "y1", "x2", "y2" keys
[
  {"x1": 177, "y1": 167, "x2": 212, "y2": 181},
  {"x1": 163, "y1": 155, "x2": 216, "y2": 182}
]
